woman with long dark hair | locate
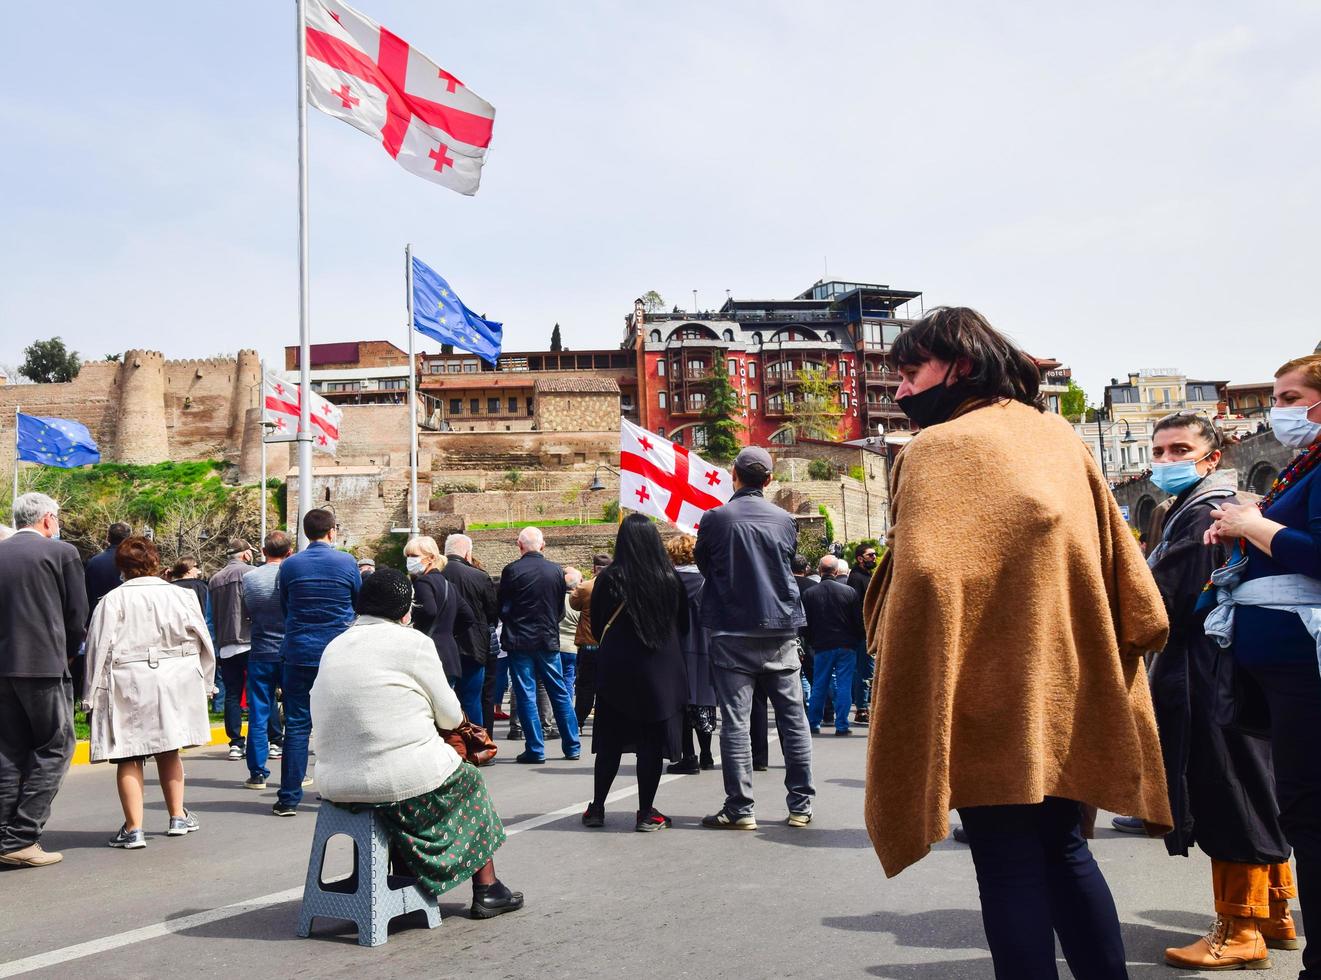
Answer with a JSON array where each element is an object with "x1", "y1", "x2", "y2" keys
[{"x1": 582, "y1": 515, "x2": 689, "y2": 832}]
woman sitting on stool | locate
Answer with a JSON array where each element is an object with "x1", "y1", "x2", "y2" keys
[{"x1": 310, "y1": 567, "x2": 522, "y2": 919}]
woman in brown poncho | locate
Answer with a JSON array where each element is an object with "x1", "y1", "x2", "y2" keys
[{"x1": 862, "y1": 308, "x2": 1173, "y2": 980}]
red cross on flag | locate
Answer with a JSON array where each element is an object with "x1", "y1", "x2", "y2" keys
[
  {"x1": 263, "y1": 373, "x2": 344, "y2": 455},
  {"x1": 304, "y1": 0, "x2": 496, "y2": 196},
  {"x1": 619, "y1": 419, "x2": 733, "y2": 535}
]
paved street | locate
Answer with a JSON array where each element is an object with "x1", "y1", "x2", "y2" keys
[{"x1": 0, "y1": 726, "x2": 1303, "y2": 980}]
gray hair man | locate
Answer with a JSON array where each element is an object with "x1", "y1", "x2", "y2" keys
[
  {"x1": 694, "y1": 447, "x2": 815, "y2": 830},
  {"x1": 441, "y1": 532, "x2": 500, "y2": 731},
  {"x1": 239, "y1": 531, "x2": 294, "y2": 790},
  {"x1": 496, "y1": 527, "x2": 581, "y2": 763},
  {"x1": 0, "y1": 493, "x2": 88, "y2": 867},
  {"x1": 210, "y1": 538, "x2": 256, "y2": 761}
]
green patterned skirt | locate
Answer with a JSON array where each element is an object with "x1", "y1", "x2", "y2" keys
[{"x1": 372, "y1": 763, "x2": 507, "y2": 897}]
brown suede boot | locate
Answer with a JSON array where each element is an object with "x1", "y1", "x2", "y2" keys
[
  {"x1": 1258, "y1": 899, "x2": 1300, "y2": 951},
  {"x1": 1163, "y1": 915, "x2": 1271, "y2": 971}
]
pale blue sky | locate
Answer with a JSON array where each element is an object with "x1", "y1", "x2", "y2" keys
[{"x1": 2, "y1": 1, "x2": 1317, "y2": 401}]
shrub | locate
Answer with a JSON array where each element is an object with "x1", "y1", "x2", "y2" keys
[
  {"x1": 807, "y1": 459, "x2": 835, "y2": 480},
  {"x1": 818, "y1": 504, "x2": 835, "y2": 545},
  {"x1": 847, "y1": 465, "x2": 865, "y2": 482},
  {"x1": 602, "y1": 500, "x2": 620, "y2": 523}
]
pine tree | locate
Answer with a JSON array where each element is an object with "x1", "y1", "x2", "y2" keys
[
  {"x1": 701, "y1": 365, "x2": 744, "y2": 463},
  {"x1": 550, "y1": 323, "x2": 562, "y2": 352}
]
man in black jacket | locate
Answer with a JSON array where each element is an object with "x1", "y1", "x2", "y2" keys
[
  {"x1": 695, "y1": 447, "x2": 815, "y2": 831},
  {"x1": 497, "y1": 527, "x2": 580, "y2": 764},
  {"x1": 443, "y1": 533, "x2": 500, "y2": 732},
  {"x1": 846, "y1": 544, "x2": 879, "y2": 724},
  {"x1": 78, "y1": 521, "x2": 131, "y2": 704},
  {"x1": 0, "y1": 493, "x2": 88, "y2": 868},
  {"x1": 802, "y1": 556, "x2": 864, "y2": 736}
]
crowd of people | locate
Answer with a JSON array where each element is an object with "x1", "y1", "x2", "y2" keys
[{"x1": 0, "y1": 309, "x2": 1318, "y2": 979}]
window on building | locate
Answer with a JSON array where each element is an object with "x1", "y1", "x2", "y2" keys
[
  {"x1": 658, "y1": 427, "x2": 666, "y2": 438},
  {"x1": 749, "y1": 393, "x2": 759, "y2": 411},
  {"x1": 526, "y1": 398, "x2": 533, "y2": 416},
  {"x1": 692, "y1": 428, "x2": 708, "y2": 448},
  {"x1": 688, "y1": 392, "x2": 706, "y2": 412},
  {"x1": 768, "y1": 394, "x2": 783, "y2": 413},
  {"x1": 469, "y1": 398, "x2": 479, "y2": 415},
  {"x1": 748, "y1": 362, "x2": 757, "y2": 379},
  {"x1": 428, "y1": 361, "x2": 442, "y2": 373},
  {"x1": 687, "y1": 359, "x2": 705, "y2": 377},
  {"x1": 446, "y1": 361, "x2": 462, "y2": 373},
  {"x1": 463, "y1": 362, "x2": 478, "y2": 373},
  {"x1": 751, "y1": 332, "x2": 763, "y2": 345},
  {"x1": 728, "y1": 359, "x2": 737, "y2": 376},
  {"x1": 381, "y1": 378, "x2": 405, "y2": 390},
  {"x1": 842, "y1": 392, "x2": 850, "y2": 408},
  {"x1": 449, "y1": 399, "x2": 462, "y2": 415},
  {"x1": 658, "y1": 391, "x2": 668, "y2": 409},
  {"x1": 722, "y1": 329, "x2": 734, "y2": 342},
  {"x1": 656, "y1": 360, "x2": 666, "y2": 377},
  {"x1": 507, "y1": 397, "x2": 517, "y2": 414},
  {"x1": 487, "y1": 397, "x2": 500, "y2": 414},
  {"x1": 1188, "y1": 383, "x2": 1218, "y2": 402}
]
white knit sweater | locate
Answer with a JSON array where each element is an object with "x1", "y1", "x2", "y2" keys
[{"x1": 310, "y1": 616, "x2": 464, "y2": 804}]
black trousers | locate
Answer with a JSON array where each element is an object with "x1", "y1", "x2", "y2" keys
[
  {"x1": 1244, "y1": 661, "x2": 1321, "y2": 978},
  {"x1": 958, "y1": 797, "x2": 1126, "y2": 980},
  {"x1": 575, "y1": 646, "x2": 598, "y2": 728},
  {"x1": 480, "y1": 656, "x2": 498, "y2": 734},
  {"x1": 0, "y1": 677, "x2": 75, "y2": 853}
]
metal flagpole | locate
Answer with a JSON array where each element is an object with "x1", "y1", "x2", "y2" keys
[
  {"x1": 259, "y1": 361, "x2": 268, "y2": 549},
  {"x1": 11, "y1": 406, "x2": 19, "y2": 513},
  {"x1": 294, "y1": 0, "x2": 313, "y2": 550},
  {"x1": 405, "y1": 243, "x2": 420, "y2": 534}
]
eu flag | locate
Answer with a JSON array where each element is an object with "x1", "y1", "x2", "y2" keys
[
  {"x1": 411, "y1": 256, "x2": 503, "y2": 365},
  {"x1": 16, "y1": 413, "x2": 100, "y2": 468}
]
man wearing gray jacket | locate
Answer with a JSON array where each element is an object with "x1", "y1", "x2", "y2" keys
[
  {"x1": 209, "y1": 539, "x2": 255, "y2": 760},
  {"x1": 0, "y1": 493, "x2": 88, "y2": 868},
  {"x1": 694, "y1": 447, "x2": 815, "y2": 831}
]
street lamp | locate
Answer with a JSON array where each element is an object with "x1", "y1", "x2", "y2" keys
[
  {"x1": 588, "y1": 462, "x2": 621, "y2": 493},
  {"x1": 1093, "y1": 408, "x2": 1137, "y2": 483}
]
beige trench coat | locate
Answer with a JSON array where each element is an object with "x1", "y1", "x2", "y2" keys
[{"x1": 84, "y1": 577, "x2": 217, "y2": 763}]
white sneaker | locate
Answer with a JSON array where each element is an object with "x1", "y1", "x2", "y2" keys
[
  {"x1": 268, "y1": 744, "x2": 283, "y2": 759},
  {"x1": 227, "y1": 745, "x2": 243, "y2": 761}
]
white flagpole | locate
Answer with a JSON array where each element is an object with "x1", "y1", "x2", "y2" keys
[
  {"x1": 294, "y1": 0, "x2": 313, "y2": 550},
  {"x1": 405, "y1": 243, "x2": 420, "y2": 534},
  {"x1": 259, "y1": 361, "x2": 268, "y2": 549},
  {"x1": 11, "y1": 406, "x2": 19, "y2": 513}
]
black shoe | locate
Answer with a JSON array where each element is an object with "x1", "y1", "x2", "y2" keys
[
  {"x1": 506, "y1": 726, "x2": 523, "y2": 741},
  {"x1": 515, "y1": 751, "x2": 545, "y2": 765},
  {"x1": 834, "y1": 729, "x2": 852, "y2": 737},
  {"x1": 635, "y1": 808, "x2": 672, "y2": 832},
  {"x1": 471, "y1": 879, "x2": 525, "y2": 919},
  {"x1": 854, "y1": 710, "x2": 870, "y2": 724},
  {"x1": 564, "y1": 753, "x2": 581, "y2": 761},
  {"x1": 545, "y1": 728, "x2": 561, "y2": 740},
  {"x1": 753, "y1": 763, "x2": 769, "y2": 772},
  {"x1": 952, "y1": 825, "x2": 969, "y2": 844},
  {"x1": 667, "y1": 756, "x2": 700, "y2": 775},
  {"x1": 582, "y1": 803, "x2": 605, "y2": 828},
  {"x1": 272, "y1": 802, "x2": 297, "y2": 817},
  {"x1": 699, "y1": 755, "x2": 716, "y2": 771}
]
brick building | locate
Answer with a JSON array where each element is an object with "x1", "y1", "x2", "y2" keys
[{"x1": 626, "y1": 279, "x2": 924, "y2": 448}]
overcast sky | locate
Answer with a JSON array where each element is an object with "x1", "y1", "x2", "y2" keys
[{"x1": 3, "y1": 1, "x2": 1317, "y2": 401}]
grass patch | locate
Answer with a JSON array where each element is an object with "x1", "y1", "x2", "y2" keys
[{"x1": 74, "y1": 708, "x2": 225, "y2": 742}]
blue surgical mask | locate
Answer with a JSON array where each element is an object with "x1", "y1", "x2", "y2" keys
[
  {"x1": 405, "y1": 556, "x2": 425, "y2": 576},
  {"x1": 1271, "y1": 402, "x2": 1321, "y2": 450},
  {"x1": 1150, "y1": 452, "x2": 1213, "y2": 496}
]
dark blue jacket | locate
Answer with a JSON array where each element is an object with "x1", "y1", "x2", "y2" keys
[
  {"x1": 801, "y1": 576, "x2": 864, "y2": 651},
  {"x1": 497, "y1": 551, "x2": 564, "y2": 653},
  {"x1": 278, "y1": 541, "x2": 360, "y2": 667},
  {"x1": 694, "y1": 487, "x2": 805, "y2": 632},
  {"x1": 84, "y1": 548, "x2": 121, "y2": 620}
]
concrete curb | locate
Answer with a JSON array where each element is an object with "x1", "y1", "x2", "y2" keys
[{"x1": 71, "y1": 722, "x2": 243, "y2": 766}]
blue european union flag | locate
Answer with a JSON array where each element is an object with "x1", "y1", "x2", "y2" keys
[
  {"x1": 411, "y1": 256, "x2": 503, "y2": 365},
  {"x1": 16, "y1": 413, "x2": 100, "y2": 468}
]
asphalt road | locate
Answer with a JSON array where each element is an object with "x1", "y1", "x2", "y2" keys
[{"x1": 0, "y1": 724, "x2": 1303, "y2": 979}]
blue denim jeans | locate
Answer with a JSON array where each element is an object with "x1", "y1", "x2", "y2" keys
[
  {"x1": 559, "y1": 651, "x2": 577, "y2": 696},
  {"x1": 806, "y1": 646, "x2": 855, "y2": 733},
  {"x1": 217, "y1": 652, "x2": 249, "y2": 748},
  {"x1": 508, "y1": 650, "x2": 580, "y2": 759},
  {"x1": 277, "y1": 663, "x2": 318, "y2": 808},
  {"x1": 493, "y1": 657, "x2": 510, "y2": 707},
  {"x1": 245, "y1": 660, "x2": 281, "y2": 780},
  {"x1": 957, "y1": 797, "x2": 1126, "y2": 979},
  {"x1": 455, "y1": 656, "x2": 485, "y2": 723}
]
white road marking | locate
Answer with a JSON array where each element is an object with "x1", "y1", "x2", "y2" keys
[{"x1": 0, "y1": 771, "x2": 688, "y2": 978}]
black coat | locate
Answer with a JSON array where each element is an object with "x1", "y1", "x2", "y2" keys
[
  {"x1": 802, "y1": 576, "x2": 864, "y2": 651},
  {"x1": 676, "y1": 567, "x2": 715, "y2": 707},
  {"x1": 1148, "y1": 475, "x2": 1290, "y2": 864},
  {"x1": 590, "y1": 567, "x2": 689, "y2": 725},
  {"x1": 412, "y1": 570, "x2": 474, "y2": 681},
  {"x1": 84, "y1": 548, "x2": 121, "y2": 620},
  {"x1": 846, "y1": 564, "x2": 873, "y2": 598},
  {"x1": 0, "y1": 531, "x2": 88, "y2": 678},
  {"x1": 497, "y1": 552, "x2": 564, "y2": 653},
  {"x1": 442, "y1": 555, "x2": 498, "y2": 665}
]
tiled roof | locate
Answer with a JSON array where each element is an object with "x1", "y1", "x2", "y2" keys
[{"x1": 533, "y1": 377, "x2": 620, "y2": 394}]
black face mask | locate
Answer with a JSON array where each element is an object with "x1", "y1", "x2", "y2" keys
[{"x1": 897, "y1": 377, "x2": 975, "y2": 429}]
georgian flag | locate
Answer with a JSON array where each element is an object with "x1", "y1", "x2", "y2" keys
[
  {"x1": 619, "y1": 419, "x2": 733, "y2": 536},
  {"x1": 304, "y1": 0, "x2": 496, "y2": 195},
  {"x1": 263, "y1": 373, "x2": 343, "y2": 455}
]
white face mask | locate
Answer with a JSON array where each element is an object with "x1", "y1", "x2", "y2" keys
[
  {"x1": 405, "y1": 556, "x2": 426, "y2": 576},
  {"x1": 1271, "y1": 401, "x2": 1321, "y2": 449}
]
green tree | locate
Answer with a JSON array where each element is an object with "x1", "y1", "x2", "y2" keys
[
  {"x1": 787, "y1": 366, "x2": 845, "y2": 442},
  {"x1": 104, "y1": 353, "x2": 122, "y2": 362},
  {"x1": 1061, "y1": 379, "x2": 1089, "y2": 423},
  {"x1": 20, "y1": 337, "x2": 81, "y2": 384},
  {"x1": 700, "y1": 366, "x2": 743, "y2": 463},
  {"x1": 640, "y1": 290, "x2": 665, "y2": 313},
  {"x1": 550, "y1": 323, "x2": 562, "y2": 352}
]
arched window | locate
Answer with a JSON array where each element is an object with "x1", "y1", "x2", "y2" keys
[
  {"x1": 649, "y1": 330, "x2": 661, "y2": 343},
  {"x1": 751, "y1": 332, "x2": 763, "y2": 346},
  {"x1": 722, "y1": 329, "x2": 734, "y2": 342}
]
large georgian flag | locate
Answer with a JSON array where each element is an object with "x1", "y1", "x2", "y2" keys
[
  {"x1": 304, "y1": 0, "x2": 496, "y2": 195},
  {"x1": 264, "y1": 373, "x2": 344, "y2": 455},
  {"x1": 619, "y1": 419, "x2": 733, "y2": 536}
]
